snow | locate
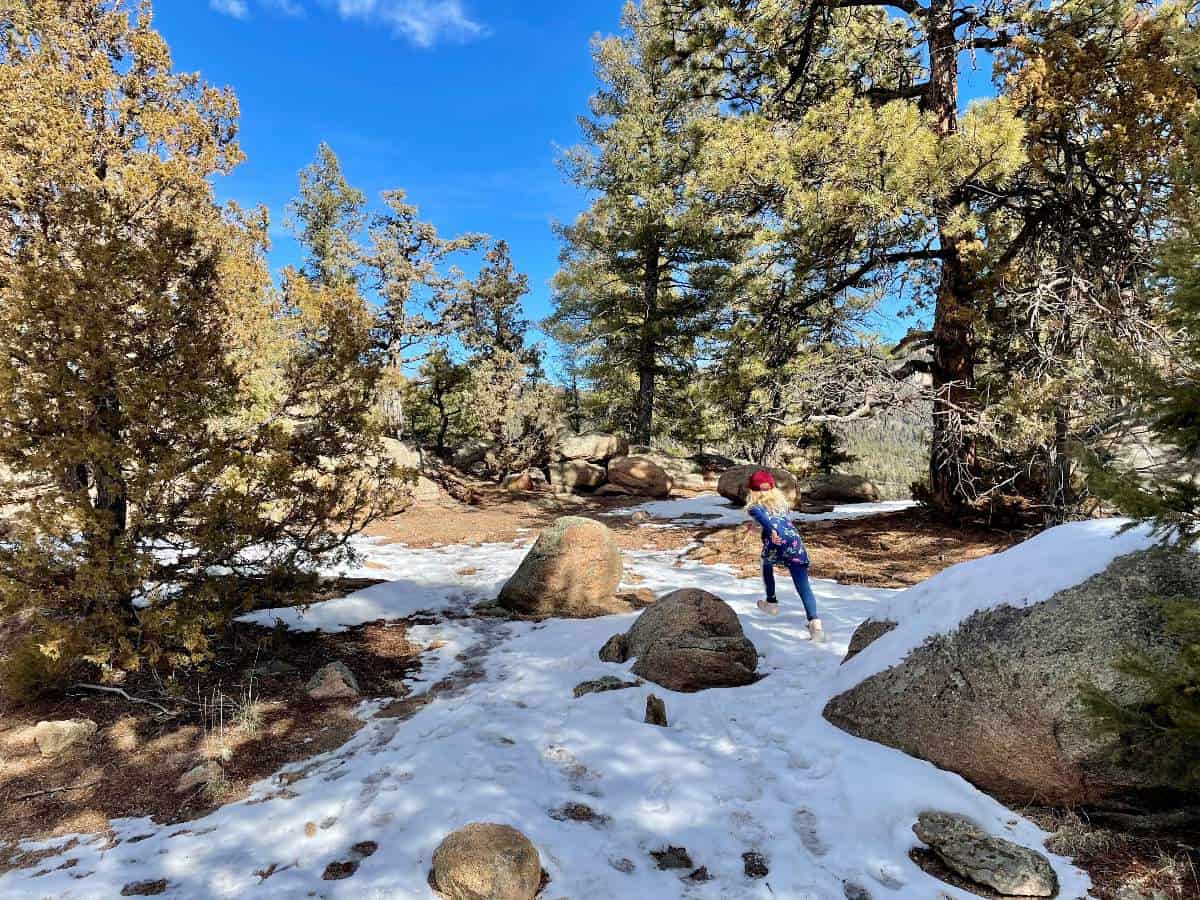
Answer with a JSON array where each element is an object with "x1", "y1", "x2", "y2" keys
[
  {"x1": 835, "y1": 517, "x2": 1159, "y2": 691},
  {"x1": 601, "y1": 492, "x2": 917, "y2": 527},
  {"x1": 1, "y1": 517, "x2": 1146, "y2": 899}
]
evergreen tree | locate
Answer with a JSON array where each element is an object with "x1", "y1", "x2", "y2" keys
[
  {"x1": 550, "y1": 0, "x2": 738, "y2": 445},
  {"x1": 0, "y1": 0, "x2": 400, "y2": 686}
]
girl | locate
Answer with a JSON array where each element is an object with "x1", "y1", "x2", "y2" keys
[{"x1": 743, "y1": 470, "x2": 824, "y2": 642}]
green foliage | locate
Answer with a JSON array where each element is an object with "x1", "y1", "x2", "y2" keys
[
  {"x1": 0, "y1": 632, "x2": 85, "y2": 703},
  {"x1": 1084, "y1": 596, "x2": 1200, "y2": 795},
  {"x1": 0, "y1": 1, "x2": 403, "y2": 678}
]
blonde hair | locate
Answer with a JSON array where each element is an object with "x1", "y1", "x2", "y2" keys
[{"x1": 749, "y1": 486, "x2": 791, "y2": 516}]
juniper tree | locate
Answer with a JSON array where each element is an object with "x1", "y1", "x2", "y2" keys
[{"x1": 0, "y1": 0, "x2": 399, "y2": 684}]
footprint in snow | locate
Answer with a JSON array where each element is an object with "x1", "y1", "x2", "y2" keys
[{"x1": 793, "y1": 807, "x2": 828, "y2": 857}]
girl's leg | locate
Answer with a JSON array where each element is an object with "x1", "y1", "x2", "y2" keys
[
  {"x1": 788, "y1": 562, "x2": 819, "y2": 621},
  {"x1": 761, "y1": 560, "x2": 777, "y2": 602}
]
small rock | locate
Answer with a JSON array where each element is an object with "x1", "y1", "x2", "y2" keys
[
  {"x1": 1114, "y1": 888, "x2": 1172, "y2": 900},
  {"x1": 598, "y1": 633, "x2": 628, "y2": 663},
  {"x1": 502, "y1": 472, "x2": 535, "y2": 493},
  {"x1": 548, "y1": 803, "x2": 606, "y2": 825},
  {"x1": 651, "y1": 846, "x2": 693, "y2": 870},
  {"x1": 913, "y1": 811, "x2": 1058, "y2": 898},
  {"x1": 843, "y1": 882, "x2": 873, "y2": 900},
  {"x1": 306, "y1": 661, "x2": 360, "y2": 700},
  {"x1": 687, "y1": 866, "x2": 711, "y2": 882},
  {"x1": 630, "y1": 510, "x2": 652, "y2": 524},
  {"x1": 743, "y1": 851, "x2": 769, "y2": 879},
  {"x1": 33, "y1": 719, "x2": 97, "y2": 757},
  {"x1": 322, "y1": 860, "x2": 359, "y2": 880},
  {"x1": 176, "y1": 761, "x2": 223, "y2": 795},
  {"x1": 645, "y1": 694, "x2": 668, "y2": 727},
  {"x1": 842, "y1": 619, "x2": 898, "y2": 664},
  {"x1": 572, "y1": 676, "x2": 640, "y2": 699},
  {"x1": 120, "y1": 880, "x2": 168, "y2": 896},
  {"x1": 609, "y1": 857, "x2": 636, "y2": 874},
  {"x1": 431, "y1": 822, "x2": 541, "y2": 900}
]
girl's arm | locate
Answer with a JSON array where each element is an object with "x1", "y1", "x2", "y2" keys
[{"x1": 748, "y1": 505, "x2": 784, "y2": 544}]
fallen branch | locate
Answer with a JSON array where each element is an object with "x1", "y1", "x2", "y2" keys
[
  {"x1": 14, "y1": 780, "x2": 101, "y2": 802},
  {"x1": 1089, "y1": 807, "x2": 1200, "y2": 833},
  {"x1": 69, "y1": 684, "x2": 172, "y2": 716}
]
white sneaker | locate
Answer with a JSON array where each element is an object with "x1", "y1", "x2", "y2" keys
[
  {"x1": 756, "y1": 599, "x2": 780, "y2": 616},
  {"x1": 808, "y1": 619, "x2": 826, "y2": 643}
]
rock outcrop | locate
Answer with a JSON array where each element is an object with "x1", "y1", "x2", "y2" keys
[
  {"x1": 913, "y1": 811, "x2": 1058, "y2": 898},
  {"x1": 430, "y1": 823, "x2": 541, "y2": 900},
  {"x1": 842, "y1": 619, "x2": 897, "y2": 664},
  {"x1": 825, "y1": 548, "x2": 1197, "y2": 806},
  {"x1": 553, "y1": 431, "x2": 628, "y2": 464},
  {"x1": 599, "y1": 588, "x2": 759, "y2": 692},
  {"x1": 497, "y1": 517, "x2": 626, "y2": 618},
  {"x1": 717, "y1": 465, "x2": 799, "y2": 508},
  {"x1": 607, "y1": 455, "x2": 673, "y2": 498},
  {"x1": 800, "y1": 473, "x2": 881, "y2": 504}
]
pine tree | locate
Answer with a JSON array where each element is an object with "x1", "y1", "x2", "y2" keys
[
  {"x1": 550, "y1": 0, "x2": 737, "y2": 445},
  {"x1": 0, "y1": 0, "x2": 400, "y2": 686}
]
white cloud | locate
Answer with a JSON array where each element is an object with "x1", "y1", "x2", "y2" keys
[
  {"x1": 210, "y1": 0, "x2": 250, "y2": 18},
  {"x1": 209, "y1": 0, "x2": 486, "y2": 46},
  {"x1": 331, "y1": 0, "x2": 486, "y2": 46}
]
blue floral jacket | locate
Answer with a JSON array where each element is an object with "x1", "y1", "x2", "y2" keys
[{"x1": 748, "y1": 504, "x2": 810, "y2": 566}]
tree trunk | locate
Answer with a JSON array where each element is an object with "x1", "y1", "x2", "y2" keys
[
  {"x1": 633, "y1": 237, "x2": 661, "y2": 446},
  {"x1": 925, "y1": 0, "x2": 978, "y2": 519}
]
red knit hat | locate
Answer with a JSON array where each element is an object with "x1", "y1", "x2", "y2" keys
[{"x1": 748, "y1": 469, "x2": 775, "y2": 492}]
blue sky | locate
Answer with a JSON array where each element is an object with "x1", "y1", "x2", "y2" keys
[
  {"x1": 154, "y1": 0, "x2": 619, "y2": 341},
  {"x1": 155, "y1": 0, "x2": 999, "y2": 351}
]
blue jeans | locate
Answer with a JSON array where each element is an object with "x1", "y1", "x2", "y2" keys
[{"x1": 762, "y1": 559, "x2": 819, "y2": 621}]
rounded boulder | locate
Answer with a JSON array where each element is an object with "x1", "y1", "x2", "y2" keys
[
  {"x1": 497, "y1": 517, "x2": 625, "y2": 618},
  {"x1": 603, "y1": 588, "x2": 759, "y2": 692},
  {"x1": 431, "y1": 823, "x2": 541, "y2": 900},
  {"x1": 607, "y1": 455, "x2": 673, "y2": 498}
]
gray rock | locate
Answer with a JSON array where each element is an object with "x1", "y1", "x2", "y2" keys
[
  {"x1": 913, "y1": 811, "x2": 1058, "y2": 897},
  {"x1": 825, "y1": 548, "x2": 1197, "y2": 805},
  {"x1": 306, "y1": 661, "x2": 360, "y2": 700},
  {"x1": 842, "y1": 882, "x2": 872, "y2": 900},
  {"x1": 452, "y1": 439, "x2": 496, "y2": 472},
  {"x1": 598, "y1": 589, "x2": 758, "y2": 692},
  {"x1": 842, "y1": 619, "x2": 897, "y2": 664},
  {"x1": 573, "y1": 676, "x2": 640, "y2": 698},
  {"x1": 717, "y1": 465, "x2": 800, "y2": 508},
  {"x1": 431, "y1": 822, "x2": 541, "y2": 900},
  {"x1": 549, "y1": 459, "x2": 606, "y2": 493},
  {"x1": 33, "y1": 718, "x2": 97, "y2": 757},
  {"x1": 497, "y1": 517, "x2": 626, "y2": 618},
  {"x1": 380, "y1": 437, "x2": 422, "y2": 470},
  {"x1": 554, "y1": 432, "x2": 629, "y2": 464},
  {"x1": 598, "y1": 633, "x2": 628, "y2": 663},
  {"x1": 800, "y1": 473, "x2": 881, "y2": 504}
]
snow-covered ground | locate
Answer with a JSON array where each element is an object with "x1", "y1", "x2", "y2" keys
[
  {"x1": 602, "y1": 492, "x2": 917, "y2": 528},
  {"x1": 1, "y1": 514, "x2": 1149, "y2": 899}
]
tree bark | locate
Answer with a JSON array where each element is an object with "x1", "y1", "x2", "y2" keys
[
  {"x1": 925, "y1": 0, "x2": 978, "y2": 518},
  {"x1": 633, "y1": 237, "x2": 662, "y2": 445}
]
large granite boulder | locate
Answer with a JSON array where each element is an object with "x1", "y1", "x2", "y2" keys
[
  {"x1": 800, "y1": 473, "x2": 881, "y2": 504},
  {"x1": 607, "y1": 455, "x2": 673, "y2": 498},
  {"x1": 599, "y1": 589, "x2": 758, "y2": 692},
  {"x1": 824, "y1": 548, "x2": 1197, "y2": 806},
  {"x1": 717, "y1": 465, "x2": 800, "y2": 508},
  {"x1": 549, "y1": 459, "x2": 606, "y2": 494},
  {"x1": 430, "y1": 823, "x2": 541, "y2": 900},
  {"x1": 380, "y1": 437, "x2": 423, "y2": 471},
  {"x1": 497, "y1": 517, "x2": 626, "y2": 618},
  {"x1": 914, "y1": 812, "x2": 1058, "y2": 897},
  {"x1": 553, "y1": 431, "x2": 628, "y2": 464}
]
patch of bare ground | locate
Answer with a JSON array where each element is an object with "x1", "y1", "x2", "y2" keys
[
  {"x1": 1028, "y1": 808, "x2": 1200, "y2": 900},
  {"x1": 0, "y1": 613, "x2": 422, "y2": 874}
]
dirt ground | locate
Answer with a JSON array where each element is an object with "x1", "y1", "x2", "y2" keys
[{"x1": 1, "y1": 486, "x2": 1191, "y2": 897}]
